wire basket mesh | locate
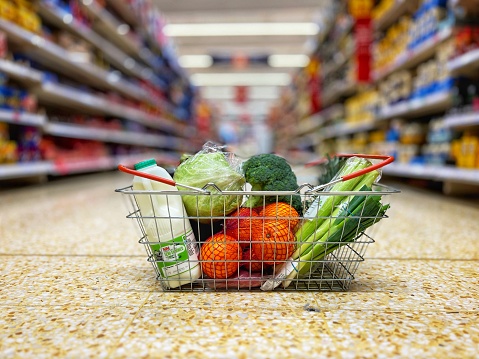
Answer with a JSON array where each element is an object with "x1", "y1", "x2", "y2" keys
[{"x1": 116, "y1": 182, "x2": 398, "y2": 292}]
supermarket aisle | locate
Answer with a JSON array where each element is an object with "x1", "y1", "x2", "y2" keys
[{"x1": 1, "y1": 172, "x2": 478, "y2": 358}]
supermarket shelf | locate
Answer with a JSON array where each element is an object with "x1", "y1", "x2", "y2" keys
[
  {"x1": 35, "y1": 82, "x2": 186, "y2": 135},
  {"x1": 322, "y1": 81, "x2": 357, "y2": 107},
  {"x1": 443, "y1": 111, "x2": 479, "y2": 129},
  {"x1": 383, "y1": 163, "x2": 479, "y2": 185},
  {"x1": 51, "y1": 156, "x2": 115, "y2": 175},
  {"x1": 0, "y1": 18, "x2": 146, "y2": 103},
  {"x1": 373, "y1": 26, "x2": 452, "y2": 82},
  {"x1": 377, "y1": 91, "x2": 451, "y2": 120},
  {"x1": 105, "y1": 0, "x2": 138, "y2": 27},
  {"x1": 0, "y1": 161, "x2": 52, "y2": 180},
  {"x1": 79, "y1": 1, "x2": 142, "y2": 60},
  {"x1": 0, "y1": 109, "x2": 46, "y2": 127},
  {"x1": 50, "y1": 152, "x2": 179, "y2": 176},
  {"x1": 295, "y1": 104, "x2": 345, "y2": 137},
  {"x1": 447, "y1": 48, "x2": 479, "y2": 75},
  {"x1": 0, "y1": 152, "x2": 179, "y2": 180},
  {"x1": 44, "y1": 122, "x2": 187, "y2": 150},
  {"x1": 0, "y1": 58, "x2": 43, "y2": 84},
  {"x1": 321, "y1": 121, "x2": 376, "y2": 140},
  {"x1": 38, "y1": 2, "x2": 150, "y2": 81},
  {"x1": 35, "y1": 82, "x2": 109, "y2": 115},
  {"x1": 322, "y1": 48, "x2": 354, "y2": 79},
  {"x1": 374, "y1": 0, "x2": 414, "y2": 31},
  {"x1": 295, "y1": 113, "x2": 327, "y2": 138}
]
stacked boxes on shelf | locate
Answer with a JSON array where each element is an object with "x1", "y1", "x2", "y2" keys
[
  {"x1": 408, "y1": 0, "x2": 450, "y2": 50},
  {"x1": 345, "y1": 90, "x2": 379, "y2": 124}
]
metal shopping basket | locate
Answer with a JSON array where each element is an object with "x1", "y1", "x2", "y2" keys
[{"x1": 116, "y1": 154, "x2": 399, "y2": 292}]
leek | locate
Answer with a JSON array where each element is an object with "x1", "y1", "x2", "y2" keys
[{"x1": 260, "y1": 157, "x2": 387, "y2": 291}]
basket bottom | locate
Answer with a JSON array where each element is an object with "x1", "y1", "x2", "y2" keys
[{"x1": 156, "y1": 262, "x2": 356, "y2": 292}]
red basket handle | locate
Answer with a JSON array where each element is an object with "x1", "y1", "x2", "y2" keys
[
  {"x1": 118, "y1": 164, "x2": 176, "y2": 187},
  {"x1": 306, "y1": 153, "x2": 394, "y2": 188}
]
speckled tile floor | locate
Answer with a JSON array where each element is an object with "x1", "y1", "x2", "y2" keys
[{"x1": 1, "y1": 171, "x2": 478, "y2": 358}]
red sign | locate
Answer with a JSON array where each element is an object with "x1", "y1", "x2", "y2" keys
[
  {"x1": 354, "y1": 17, "x2": 372, "y2": 83},
  {"x1": 235, "y1": 86, "x2": 248, "y2": 103}
]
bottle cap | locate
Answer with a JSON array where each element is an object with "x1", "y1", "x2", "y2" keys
[{"x1": 134, "y1": 158, "x2": 156, "y2": 170}]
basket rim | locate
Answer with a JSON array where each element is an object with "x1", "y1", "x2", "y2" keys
[{"x1": 115, "y1": 182, "x2": 400, "y2": 196}]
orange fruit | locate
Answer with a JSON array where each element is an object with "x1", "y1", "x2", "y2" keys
[
  {"x1": 199, "y1": 233, "x2": 241, "y2": 279},
  {"x1": 241, "y1": 248, "x2": 267, "y2": 273},
  {"x1": 224, "y1": 207, "x2": 261, "y2": 249},
  {"x1": 251, "y1": 221, "x2": 295, "y2": 265},
  {"x1": 258, "y1": 202, "x2": 300, "y2": 231}
]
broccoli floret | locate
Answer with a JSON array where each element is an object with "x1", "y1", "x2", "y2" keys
[{"x1": 241, "y1": 154, "x2": 303, "y2": 214}]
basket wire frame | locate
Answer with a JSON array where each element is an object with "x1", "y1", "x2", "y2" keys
[{"x1": 117, "y1": 183, "x2": 397, "y2": 292}]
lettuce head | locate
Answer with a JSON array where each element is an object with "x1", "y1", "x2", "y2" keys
[{"x1": 173, "y1": 152, "x2": 245, "y2": 223}]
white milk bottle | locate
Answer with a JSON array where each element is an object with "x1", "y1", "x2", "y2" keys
[{"x1": 132, "y1": 159, "x2": 201, "y2": 288}]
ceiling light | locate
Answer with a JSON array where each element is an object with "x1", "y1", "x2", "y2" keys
[
  {"x1": 164, "y1": 23, "x2": 319, "y2": 37},
  {"x1": 190, "y1": 73, "x2": 290, "y2": 87},
  {"x1": 268, "y1": 54, "x2": 310, "y2": 68},
  {"x1": 178, "y1": 55, "x2": 213, "y2": 68}
]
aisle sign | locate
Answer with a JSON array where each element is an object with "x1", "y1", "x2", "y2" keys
[
  {"x1": 235, "y1": 86, "x2": 248, "y2": 104},
  {"x1": 349, "y1": 0, "x2": 373, "y2": 18},
  {"x1": 349, "y1": 0, "x2": 373, "y2": 83},
  {"x1": 307, "y1": 57, "x2": 321, "y2": 113}
]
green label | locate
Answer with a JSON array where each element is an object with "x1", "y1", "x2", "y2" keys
[{"x1": 150, "y1": 230, "x2": 199, "y2": 278}]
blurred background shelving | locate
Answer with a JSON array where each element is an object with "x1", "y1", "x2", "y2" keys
[
  {"x1": 1, "y1": 0, "x2": 478, "y2": 194},
  {"x1": 271, "y1": 0, "x2": 479, "y2": 193},
  {"x1": 0, "y1": 0, "x2": 205, "y2": 182}
]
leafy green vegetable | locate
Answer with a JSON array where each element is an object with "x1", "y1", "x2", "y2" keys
[
  {"x1": 318, "y1": 154, "x2": 347, "y2": 185},
  {"x1": 173, "y1": 152, "x2": 245, "y2": 223},
  {"x1": 241, "y1": 154, "x2": 302, "y2": 215}
]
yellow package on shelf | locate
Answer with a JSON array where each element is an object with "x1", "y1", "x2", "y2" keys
[
  {"x1": 14, "y1": 4, "x2": 41, "y2": 33},
  {"x1": 0, "y1": 0, "x2": 17, "y2": 22}
]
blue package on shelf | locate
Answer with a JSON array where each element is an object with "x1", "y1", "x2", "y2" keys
[
  {"x1": 42, "y1": 71, "x2": 59, "y2": 83},
  {"x1": 436, "y1": 78, "x2": 455, "y2": 93},
  {"x1": 424, "y1": 0, "x2": 448, "y2": 8},
  {"x1": 426, "y1": 81, "x2": 439, "y2": 95},
  {"x1": 0, "y1": 85, "x2": 13, "y2": 110},
  {"x1": 43, "y1": 0, "x2": 72, "y2": 13},
  {"x1": 410, "y1": 155, "x2": 426, "y2": 165},
  {"x1": 386, "y1": 127, "x2": 401, "y2": 142}
]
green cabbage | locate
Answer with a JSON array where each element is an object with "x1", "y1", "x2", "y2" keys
[{"x1": 173, "y1": 152, "x2": 245, "y2": 223}]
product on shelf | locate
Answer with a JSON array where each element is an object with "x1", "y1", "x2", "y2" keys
[
  {"x1": 0, "y1": 122, "x2": 17, "y2": 163},
  {"x1": 0, "y1": 81, "x2": 37, "y2": 113},
  {"x1": 0, "y1": 30, "x2": 6, "y2": 58},
  {"x1": 345, "y1": 90, "x2": 379, "y2": 123},
  {"x1": 16, "y1": 125, "x2": 42, "y2": 162},
  {"x1": 374, "y1": 15, "x2": 412, "y2": 71},
  {"x1": 453, "y1": 24, "x2": 479, "y2": 56},
  {"x1": 0, "y1": 0, "x2": 42, "y2": 33},
  {"x1": 40, "y1": 136, "x2": 109, "y2": 162},
  {"x1": 408, "y1": 0, "x2": 450, "y2": 50},
  {"x1": 450, "y1": 77, "x2": 479, "y2": 113},
  {"x1": 423, "y1": 118, "x2": 454, "y2": 165},
  {"x1": 452, "y1": 132, "x2": 479, "y2": 168},
  {"x1": 378, "y1": 70, "x2": 412, "y2": 106}
]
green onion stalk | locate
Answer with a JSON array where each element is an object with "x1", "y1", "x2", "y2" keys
[{"x1": 260, "y1": 157, "x2": 388, "y2": 291}]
